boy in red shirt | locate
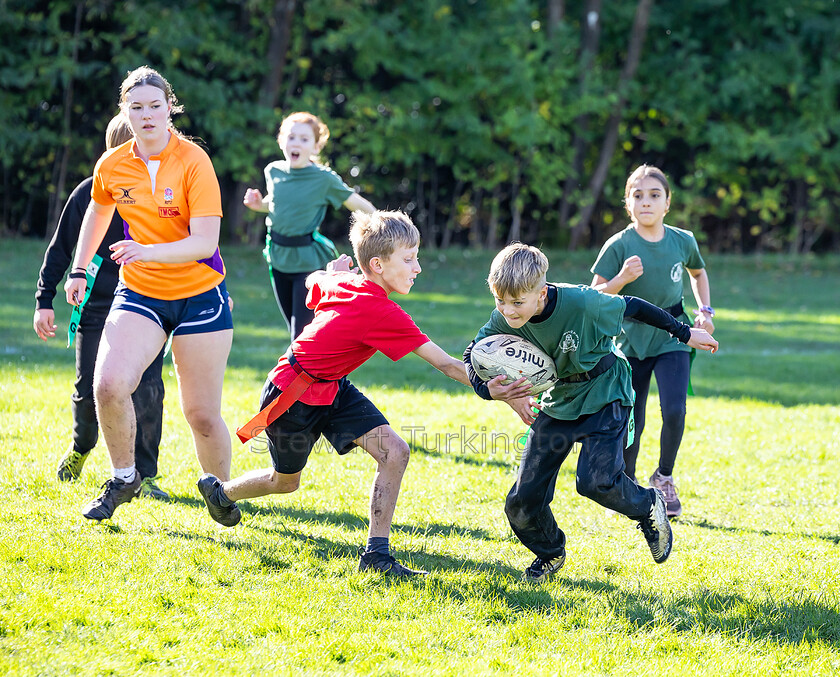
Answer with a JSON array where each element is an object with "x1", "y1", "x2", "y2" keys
[{"x1": 198, "y1": 211, "x2": 470, "y2": 576}]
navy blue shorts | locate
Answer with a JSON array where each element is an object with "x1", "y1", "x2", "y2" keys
[
  {"x1": 111, "y1": 282, "x2": 233, "y2": 336},
  {"x1": 258, "y1": 377, "x2": 389, "y2": 474}
]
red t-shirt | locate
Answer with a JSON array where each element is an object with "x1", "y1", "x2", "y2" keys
[{"x1": 269, "y1": 272, "x2": 429, "y2": 405}]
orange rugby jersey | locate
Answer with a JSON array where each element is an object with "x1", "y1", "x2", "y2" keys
[{"x1": 91, "y1": 133, "x2": 225, "y2": 300}]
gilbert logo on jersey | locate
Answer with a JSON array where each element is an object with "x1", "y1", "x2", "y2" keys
[{"x1": 116, "y1": 187, "x2": 136, "y2": 204}]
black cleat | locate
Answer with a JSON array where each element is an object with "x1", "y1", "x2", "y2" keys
[
  {"x1": 139, "y1": 476, "x2": 170, "y2": 501},
  {"x1": 521, "y1": 553, "x2": 566, "y2": 582},
  {"x1": 358, "y1": 549, "x2": 428, "y2": 577},
  {"x1": 636, "y1": 488, "x2": 673, "y2": 563},
  {"x1": 57, "y1": 446, "x2": 89, "y2": 481},
  {"x1": 82, "y1": 476, "x2": 142, "y2": 520},
  {"x1": 197, "y1": 473, "x2": 241, "y2": 527}
]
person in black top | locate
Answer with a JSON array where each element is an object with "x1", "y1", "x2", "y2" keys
[{"x1": 33, "y1": 115, "x2": 168, "y2": 500}]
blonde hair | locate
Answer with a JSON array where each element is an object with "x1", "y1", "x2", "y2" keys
[
  {"x1": 487, "y1": 242, "x2": 548, "y2": 298},
  {"x1": 278, "y1": 111, "x2": 330, "y2": 162},
  {"x1": 350, "y1": 211, "x2": 420, "y2": 275},
  {"x1": 105, "y1": 115, "x2": 133, "y2": 150}
]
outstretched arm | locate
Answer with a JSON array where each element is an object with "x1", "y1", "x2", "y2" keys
[
  {"x1": 623, "y1": 296, "x2": 718, "y2": 353},
  {"x1": 414, "y1": 341, "x2": 471, "y2": 386}
]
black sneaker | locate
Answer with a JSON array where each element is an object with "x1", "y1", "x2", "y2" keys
[
  {"x1": 358, "y1": 549, "x2": 428, "y2": 577},
  {"x1": 197, "y1": 473, "x2": 241, "y2": 527},
  {"x1": 57, "y1": 446, "x2": 89, "y2": 481},
  {"x1": 82, "y1": 476, "x2": 142, "y2": 521},
  {"x1": 521, "y1": 553, "x2": 566, "y2": 582},
  {"x1": 636, "y1": 488, "x2": 673, "y2": 563}
]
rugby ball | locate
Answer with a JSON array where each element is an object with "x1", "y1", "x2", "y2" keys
[{"x1": 470, "y1": 334, "x2": 558, "y2": 395}]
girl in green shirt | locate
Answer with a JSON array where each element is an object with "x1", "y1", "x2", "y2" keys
[
  {"x1": 591, "y1": 165, "x2": 716, "y2": 518},
  {"x1": 244, "y1": 112, "x2": 375, "y2": 337}
]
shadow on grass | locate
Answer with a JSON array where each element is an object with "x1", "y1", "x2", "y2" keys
[
  {"x1": 165, "y1": 493, "x2": 496, "y2": 545},
  {"x1": 163, "y1": 519, "x2": 520, "y2": 582},
  {"x1": 239, "y1": 503, "x2": 497, "y2": 542},
  {"x1": 680, "y1": 515, "x2": 840, "y2": 545},
  {"x1": 600, "y1": 585, "x2": 840, "y2": 645},
  {"x1": 163, "y1": 501, "x2": 840, "y2": 643}
]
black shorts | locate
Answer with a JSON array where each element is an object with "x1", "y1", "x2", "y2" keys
[{"x1": 259, "y1": 377, "x2": 388, "y2": 474}]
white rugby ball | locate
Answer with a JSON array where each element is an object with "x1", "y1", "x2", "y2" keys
[{"x1": 470, "y1": 334, "x2": 558, "y2": 395}]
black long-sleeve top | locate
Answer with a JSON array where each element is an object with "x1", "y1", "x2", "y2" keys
[
  {"x1": 463, "y1": 286, "x2": 693, "y2": 400},
  {"x1": 35, "y1": 177, "x2": 125, "y2": 311}
]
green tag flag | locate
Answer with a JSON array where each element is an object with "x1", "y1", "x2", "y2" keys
[
  {"x1": 687, "y1": 347, "x2": 697, "y2": 396},
  {"x1": 67, "y1": 254, "x2": 103, "y2": 348}
]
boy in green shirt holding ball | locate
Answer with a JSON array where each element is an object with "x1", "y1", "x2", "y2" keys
[{"x1": 463, "y1": 243, "x2": 718, "y2": 582}]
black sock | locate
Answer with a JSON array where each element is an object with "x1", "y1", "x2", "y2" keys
[
  {"x1": 214, "y1": 484, "x2": 234, "y2": 507},
  {"x1": 365, "y1": 537, "x2": 389, "y2": 556}
]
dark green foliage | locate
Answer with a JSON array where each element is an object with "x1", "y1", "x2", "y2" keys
[{"x1": 1, "y1": 0, "x2": 838, "y2": 252}]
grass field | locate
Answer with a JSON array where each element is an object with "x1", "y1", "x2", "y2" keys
[{"x1": 1, "y1": 238, "x2": 838, "y2": 676}]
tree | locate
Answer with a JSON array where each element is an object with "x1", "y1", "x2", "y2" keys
[
  {"x1": 228, "y1": 0, "x2": 297, "y2": 244},
  {"x1": 569, "y1": 0, "x2": 653, "y2": 250}
]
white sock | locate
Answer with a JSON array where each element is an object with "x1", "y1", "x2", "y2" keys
[{"x1": 113, "y1": 465, "x2": 137, "y2": 483}]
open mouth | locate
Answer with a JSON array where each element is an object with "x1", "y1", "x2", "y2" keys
[{"x1": 289, "y1": 151, "x2": 301, "y2": 161}]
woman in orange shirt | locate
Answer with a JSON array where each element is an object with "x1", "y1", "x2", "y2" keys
[{"x1": 65, "y1": 66, "x2": 234, "y2": 522}]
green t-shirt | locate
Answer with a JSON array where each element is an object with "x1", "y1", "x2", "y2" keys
[
  {"x1": 591, "y1": 224, "x2": 705, "y2": 360},
  {"x1": 474, "y1": 284, "x2": 635, "y2": 420},
  {"x1": 262, "y1": 161, "x2": 354, "y2": 274}
]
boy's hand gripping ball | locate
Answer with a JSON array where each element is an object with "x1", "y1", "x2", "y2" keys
[{"x1": 470, "y1": 334, "x2": 558, "y2": 395}]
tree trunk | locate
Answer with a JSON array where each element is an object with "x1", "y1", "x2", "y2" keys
[
  {"x1": 415, "y1": 162, "x2": 428, "y2": 247},
  {"x1": 558, "y1": 0, "x2": 601, "y2": 233},
  {"x1": 469, "y1": 187, "x2": 483, "y2": 248},
  {"x1": 230, "y1": 0, "x2": 296, "y2": 244},
  {"x1": 485, "y1": 185, "x2": 501, "y2": 250},
  {"x1": 547, "y1": 0, "x2": 565, "y2": 37},
  {"x1": 507, "y1": 162, "x2": 522, "y2": 243},
  {"x1": 427, "y1": 165, "x2": 439, "y2": 249},
  {"x1": 569, "y1": 0, "x2": 654, "y2": 250},
  {"x1": 440, "y1": 179, "x2": 464, "y2": 248},
  {"x1": 46, "y1": 1, "x2": 84, "y2": 238},
  {"x1": 789, "y1": 178, "x2": 826, "y2": 253}
]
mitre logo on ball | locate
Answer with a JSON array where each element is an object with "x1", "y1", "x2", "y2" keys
[{"x1": 470, "y1": 334, "x2": 558, "y2": 395}]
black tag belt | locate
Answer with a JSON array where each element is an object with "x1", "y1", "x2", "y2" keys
[
  {"x1": 560, "y1": 352, "x2": 618, "y2": 384},
  {"x1": 269, "y1": 231, "x2": 315, "y2": 247}
]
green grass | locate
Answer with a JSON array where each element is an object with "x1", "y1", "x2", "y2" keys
[{"x1": 1, "y1": 239, "x2": 838, "y2": 676}]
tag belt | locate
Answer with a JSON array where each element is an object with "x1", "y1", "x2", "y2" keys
[
  {"x1": 560, "y1": 352, "x2": 618, "y2": 384},
  {"x1": 235, "y1": 352, "x2": 319, "y2": 443},
  {"x1": 269, "y1": 231, "x2": 315, "y2": 247}
]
